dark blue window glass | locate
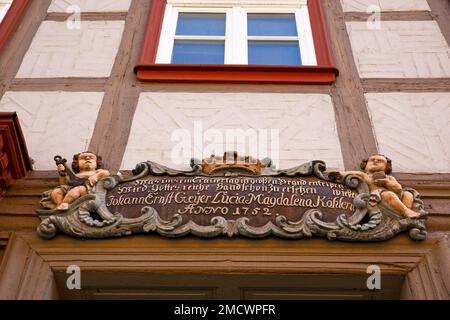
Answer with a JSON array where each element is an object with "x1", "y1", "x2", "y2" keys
[
  {"x1": 172, "y1": 40, "x2": 224, "y2": 64},
  {"x1": 176, "y1": 13, "x2": 226, "y2": 36},
  {"x1": 248, "y1": 14, "x2": 298, "y2": 36},
  {"x1": 248, "y1": 41, "x2": 301, "y2": 66}
]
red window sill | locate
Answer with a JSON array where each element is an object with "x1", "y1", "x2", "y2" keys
[
  {"x1": 135, "y1": 0, "x2": 338, "y2": 84},
  {"x1": 135, "y1": 64, "x2": 338, "y2": 84}
]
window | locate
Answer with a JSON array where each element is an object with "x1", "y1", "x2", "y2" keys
[
  {"x1": 156, "y1": 6, "x2": 317, "y2": 67},
  {"x1": 170, "y1": 13, "x2": 227, "y2": 64},
  {"x1": 135, "y1": 0, "x2": 338, "y2": 84},
  {"x1": 248, "y1": 13, "x2": 303, "y2": 66}
]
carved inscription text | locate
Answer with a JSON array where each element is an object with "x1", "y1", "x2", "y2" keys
[{"x1": 106, "y1": 176, "x2": 357, "y2": 227}]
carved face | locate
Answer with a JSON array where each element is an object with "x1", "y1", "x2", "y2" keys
[
  {"x1": 365, "y1": 155, "x2": 387, "y2": 173},
  {"x1": 77, "y1": 152, "x2": 97, "y2": 171}
]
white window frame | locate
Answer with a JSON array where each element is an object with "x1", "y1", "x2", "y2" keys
[{"x1": 155, "y1": 3, "x2": 317, "y2": 66}]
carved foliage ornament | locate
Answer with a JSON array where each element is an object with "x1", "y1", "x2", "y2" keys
[{"x1": 36, "y1": 153, "x2": 428, "y2": 242}]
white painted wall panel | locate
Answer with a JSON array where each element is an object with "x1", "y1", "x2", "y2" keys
[
  {"x1": 366, "y1": 93, "x2": 450, "y2": 173},
  {"x1": 0, "y1": 91, "x2": 103, "y2": 170},
  {"x1": 341, "y1": 0, "x2": 430, "y2": 12},
  {"x1": 48, "y1": 0, "x2": 132, "y2": 12},
  {"x1": 347, "y1": 21, "x2": 450, "y2": 78},
  {"x1": 121, "y1": 92, "x2": 344, "y2": 171},
  {"x1": 16, "y1": 21, "x2": 124, "y2": 78}
]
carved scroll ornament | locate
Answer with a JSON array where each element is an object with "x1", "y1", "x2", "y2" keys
[{"x1": 36, "y1": 153, "x2": 427, "y2": 242}]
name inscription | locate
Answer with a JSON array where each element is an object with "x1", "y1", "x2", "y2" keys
[{"x1": 106, "y1": 176, "x2": 356, "y2": 227}]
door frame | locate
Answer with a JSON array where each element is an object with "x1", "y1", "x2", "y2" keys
[{"x1": 0, "y1": 230, "x2": 449, "y2": 299}]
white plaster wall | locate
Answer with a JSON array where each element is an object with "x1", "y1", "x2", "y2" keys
[
  {"x1": 347, "y1": 21, "x2": 450, "y2": 78},
  {"x1": 366, "y1": 93, "x2": 450, "y2": 173},
  {"x1": 48, "y1": 0, "x2": 132, "y2": 12},
  {"x1": 121, "y1": 92, "x2": 344, "y2": 171},
  {"x1": 341, "y1": 0, "x2": 430, "y2": 12},
  {"x1": 16, "y1": 21, "x2": 125, "y2": 78},
  {"x1": 0, "y1": 91, "x2": 103, "y2": 170}
]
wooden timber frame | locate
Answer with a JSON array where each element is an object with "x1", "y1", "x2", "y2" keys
[
  {"x1": 0, "y1": 0, "x2": 449, "y2": 300},
  {"x1": 1, "y1": 0, "x2": 450, "y2": 173}
]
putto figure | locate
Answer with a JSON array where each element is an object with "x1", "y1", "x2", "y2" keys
[
  {"x1": 40, "y1": 151, "x2": 110, "y2": 211},
  {"x1": 330, "y1": 154, "x2": 420, "y2": 219}
]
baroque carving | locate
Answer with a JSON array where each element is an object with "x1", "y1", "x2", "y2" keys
[
  {"x1": 40, "y1": 152, "x2": 110, "y2": 211},
  {"x1": 36, "y1": 153, "x2": 427, "y2": 242}
]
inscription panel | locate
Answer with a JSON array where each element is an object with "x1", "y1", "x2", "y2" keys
[
  {"x1": 36, "y1": 159, "x2": 429, "y2": 241},
  {"x1": 106, "y1": 176, "x2": 357, "y2": 226}
]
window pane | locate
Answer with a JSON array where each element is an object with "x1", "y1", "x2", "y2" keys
[
  {"x1": 176, "y1": 13, "x2": 226, "y2": 36},
  {"x1": 248, "y1": 41, "x2": 301, "y2": 66},
  {"x1": 248, "y1": 14, "x2": 298, "y2": 36},
  {"x1": 172, "y1": 40, "x2": 225, "y2": 64}
]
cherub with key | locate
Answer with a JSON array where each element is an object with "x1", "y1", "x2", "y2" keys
[
  {"x1": 329, "y1": 154, "x2": 420, "y2": 219},
  {"x1": 41, "y1": 151, "x2": 110, "y2": 211}
]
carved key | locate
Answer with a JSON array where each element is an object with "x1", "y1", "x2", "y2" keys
[{"x1": 54, "y1": 155, "x2": 85, "y2": 187}]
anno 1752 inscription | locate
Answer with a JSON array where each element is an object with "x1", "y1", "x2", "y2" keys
[{"x1": 106, "y1": 176, "x2": 357, "y2": 227}]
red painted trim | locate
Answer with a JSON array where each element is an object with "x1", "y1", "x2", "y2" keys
[
  {"x1": 139, "y1": 0, "x2": 166, "y2": 64},
  {"x1": 308, "y1": 0, "x2": 335, "y2": 66},
  {"x1": 0, "y1": 112, "x2": 32, "y2": 190},
  {"x1": 135, "y1": 0, "x2": 338, "y2": 84},
  {"x1": 136, "y1": 64, "x2": 337, "y2": 84},
  {"x1": 0, "y1": 0, "x2": 30, "y2": 52}
]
